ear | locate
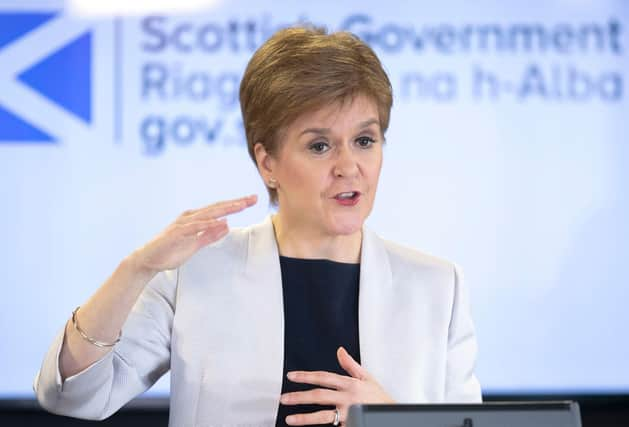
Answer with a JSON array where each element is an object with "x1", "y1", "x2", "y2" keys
[{"x1": 254, "y1": 142, "x2": 276, "y2": 182}]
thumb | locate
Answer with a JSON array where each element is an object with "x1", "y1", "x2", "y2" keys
[{"x1": 337, "y1": 346, "x2": 369, "y2": 380}]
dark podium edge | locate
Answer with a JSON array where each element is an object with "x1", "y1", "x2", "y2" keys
[{"x1": 1, "y1": 394, "x2": 628, "y2": 426}]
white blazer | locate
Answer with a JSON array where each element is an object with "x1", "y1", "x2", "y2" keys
[{"x1": 34, "y1": 216, "x2": 481, "y2": 426}]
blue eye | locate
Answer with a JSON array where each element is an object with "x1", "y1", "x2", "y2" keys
[
  {"x1": 356, "y1": 136, "x2": 376, "y2": 148},
  {"x1": 309, "y1": 141, "x2": 330, "y2": 153}
]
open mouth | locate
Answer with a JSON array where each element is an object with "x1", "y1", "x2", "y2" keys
[{"x1": 334, "y1": 191, "x2": 361, "y2": 201}]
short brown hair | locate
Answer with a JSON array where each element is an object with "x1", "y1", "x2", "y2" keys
[{"x1": 239, "y1": 25, "x2": 393, "y2": 204}]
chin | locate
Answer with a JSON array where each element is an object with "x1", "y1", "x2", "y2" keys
[{"x1": 327, "y1": 213, "x2": 366, "y2": 236}]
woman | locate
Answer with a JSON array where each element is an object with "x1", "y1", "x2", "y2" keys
[{"x1": 34, "y1": 26, "x2": 481, "y2": 426}]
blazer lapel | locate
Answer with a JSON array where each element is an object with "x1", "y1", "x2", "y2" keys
[
  {"x1": 358, "y1": 228, "x2": 398, "y2": 397},
  {"x1": 235, "y1": 216, "x2": 284, "y2": 425}
]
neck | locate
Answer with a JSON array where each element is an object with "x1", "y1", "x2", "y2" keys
[{"x1": 271, "y1": 213, "x2": 362, "y2": 263}]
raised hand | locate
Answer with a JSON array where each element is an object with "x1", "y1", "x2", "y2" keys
[
  {"x1": 280, "y1": 347, "x2": 394, "y2": 426},
  {"x1": 130, "y1": 194, "x2": 257, "y2": 275}
]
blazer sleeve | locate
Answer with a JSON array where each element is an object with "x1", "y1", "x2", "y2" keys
[
  {"x1": 33, "y1": 269, "x2": 177, "y2": 420},
  {"x1": 444, "y1": 264, "x2": 482, "y2": 402}
]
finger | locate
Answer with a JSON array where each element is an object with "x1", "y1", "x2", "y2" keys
[
  {"x1": 178, "y1": 218, "x2": 227, "y2": 237},
  {"x1": 287, "y1": 370, "x2": 354, "y2": 390},
  {"x1": 187, "y1": 194, "x2": 256, "y2": 215},
  {"x1": 337, "y1": 346, "x2": 369, "y2": 380},
  {"x1": 179, "y1": 195, "x2": 257, "y2": 221},
  {"x1": 280, "y1": 388, "x2": 341, "y2": 406},
  {"x1": 178, "y1": 200, "x2": 251, "y2": 224},
  {"x1": 286, "y1": 409, "x2": 339, "y2": 426},
  {"x1": 195, "y1": 222, "x2": 229, "y2": 247},
  {"x1": 189, "y1": 194, "x2": 257, "y2": 220}
]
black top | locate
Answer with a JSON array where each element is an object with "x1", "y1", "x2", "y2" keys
[{"x1": 275, "y1": 256, "x2": 361, "y2": 427}]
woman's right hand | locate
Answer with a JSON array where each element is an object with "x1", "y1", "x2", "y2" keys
[
  {"x1": 128, "y1": 194, "x2": 258, "y2": 276},
  {"x1": 56, "y1": 195, "x2": 257, "y2": 381}
]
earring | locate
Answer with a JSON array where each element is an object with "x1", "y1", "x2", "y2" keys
[{"x1": 268, "y1": 178, "x2": 278, "y2": 188}]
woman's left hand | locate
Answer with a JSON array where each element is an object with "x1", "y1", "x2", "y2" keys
[{"x1": 280, "y1": 346, "x2": 395, "y2": 426}]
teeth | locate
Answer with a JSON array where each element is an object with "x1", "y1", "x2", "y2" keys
[{"x1": 337, "y1": 192, "x2": 355, "y2": 199}]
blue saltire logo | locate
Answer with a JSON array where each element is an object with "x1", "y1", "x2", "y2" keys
[{"x1": 0, "y1": 12, "x2": 92, "y2": 143}]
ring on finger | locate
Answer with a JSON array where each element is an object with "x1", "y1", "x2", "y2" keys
[{"x1": 332, "y1": 407, "x2": 340, "y2": 426}]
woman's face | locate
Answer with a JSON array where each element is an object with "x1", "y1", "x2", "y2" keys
[{"x1": 267, "y1": 94, "x2": 383, "y2": 236}]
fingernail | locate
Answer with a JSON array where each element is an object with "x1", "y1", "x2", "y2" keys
[
  {"x1": 286, "y1": 415, "x2": 296, "y2": 424},
  {"x1": 280, "y1": 394, "x2": 289, "y2": 404},
  {"x1": 287, "y1": 372, "x2": 297, "y2": 380}
]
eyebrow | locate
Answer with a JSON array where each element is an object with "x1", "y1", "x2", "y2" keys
[{"x1": 299, "y1": 118, "x2": 380, "y2": 137}]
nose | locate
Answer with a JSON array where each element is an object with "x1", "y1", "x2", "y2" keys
[{"x1": 333, "y1": 145, "x2": 359, "y2": 178}]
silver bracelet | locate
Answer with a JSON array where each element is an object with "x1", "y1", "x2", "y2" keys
[{"x1": 71, "y1": 306, "x2": 121, "y2": 348}]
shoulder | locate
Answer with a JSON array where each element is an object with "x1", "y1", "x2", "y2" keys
[
  {"x1": 184, "y1": 224, "x2": 252, "y2": 271},
  {"x1": 183, "y1": 218, "x2": 273, "y2": 276},
  {"x1": 370, "y1": 231, "x2": 458, "y2": 292},
  {"x1": 379, "y1": 233, "x2": 455, "y2": 274},
  {"x1": 199, "y1": 224, "x2": 251, "y2": 256}
]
